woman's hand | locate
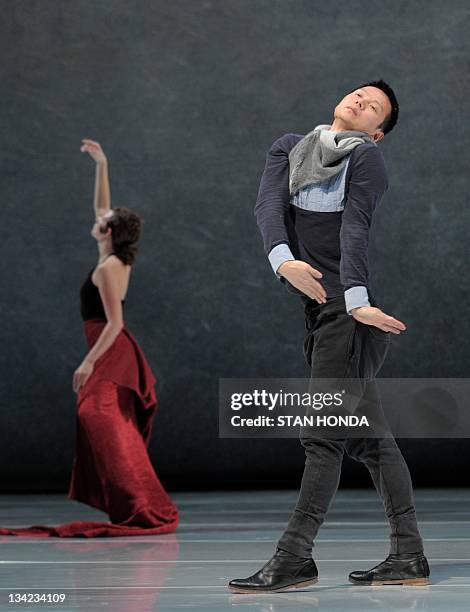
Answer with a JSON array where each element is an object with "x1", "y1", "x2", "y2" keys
[
  {"x1": 80, "y1": 139, "x2": 107, "y2": 164},
  {"x1": 73, "y1": 359, "x2": 94, "y2": 394}
]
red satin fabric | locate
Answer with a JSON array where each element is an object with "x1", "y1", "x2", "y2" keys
[{"x1": 0, "y1": 319, "x2": 179, "y2": 537}]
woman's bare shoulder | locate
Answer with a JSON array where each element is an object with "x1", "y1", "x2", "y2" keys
[
  {"x1": 102, "y1": 254, "x2": 127, "y2": 268},
  {"x1": 94, "y1": 255, "x2": 131, "y2": 282}
]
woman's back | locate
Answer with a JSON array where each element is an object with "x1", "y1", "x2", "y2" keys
[{"x1": 80, "y1": 254, "x2": 130, "y2": 321}]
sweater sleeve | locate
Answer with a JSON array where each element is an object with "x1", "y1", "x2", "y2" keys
[
  {"x1": 254, "y1": 133, "x2": 302, "y2": 276},
  {"x1": 339, "y1": 144, "x2": 389, "y2": 314}
]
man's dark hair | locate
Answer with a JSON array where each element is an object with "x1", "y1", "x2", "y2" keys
[{"x1": 353, "y1": 79, "x2": 399, "y2": 135}]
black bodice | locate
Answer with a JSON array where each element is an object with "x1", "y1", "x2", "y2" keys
[{"x1": 80, "y1": 266, "x2": 125, "y2": 321}]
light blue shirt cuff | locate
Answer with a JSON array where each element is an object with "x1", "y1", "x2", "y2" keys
[
  {"x1": 344, "y1": 286, "x2": 370, "y2": 315},
  {"x1": 268, "y1": 244, "x2": 295, "y2": 277}
]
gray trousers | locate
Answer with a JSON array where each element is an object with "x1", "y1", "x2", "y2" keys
[{"x1": 277, "y1": 294, "x2": 424, "y2": 557}]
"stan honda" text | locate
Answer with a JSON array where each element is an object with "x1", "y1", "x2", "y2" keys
[{"x1": 231, "y1": 415, "x2": 369, "y2": 427}]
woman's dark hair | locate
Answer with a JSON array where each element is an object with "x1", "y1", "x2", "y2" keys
[
  {"x1": 100, "y1": 207, "x2": 143, "y2": 265},
  {"x1": 352, "y1": 79, "x2": 399, "y2": 135}
]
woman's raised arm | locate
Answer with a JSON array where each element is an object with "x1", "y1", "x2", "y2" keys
[{"x1": 80, "y1": 139, "x2": 111, "y2": 215}]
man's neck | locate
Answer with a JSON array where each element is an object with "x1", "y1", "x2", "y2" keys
[{"x1": 329, "y1": 118, "x2": 350, "y2": 132}]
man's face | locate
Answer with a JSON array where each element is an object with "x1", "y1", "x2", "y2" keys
[{"x1": 334, "y1": 86, "x2": 392, "y2": 142}]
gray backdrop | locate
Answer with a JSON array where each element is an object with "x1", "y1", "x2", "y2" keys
[{"x1": 1, "y1": 0, "x2": 469, "y2": 491}]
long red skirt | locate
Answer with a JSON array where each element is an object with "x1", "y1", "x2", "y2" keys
[{"x1": 0, "y1": 319, "x2": 179, "y2": 537}]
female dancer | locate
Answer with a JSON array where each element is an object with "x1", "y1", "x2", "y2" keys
[{"x1": 0, "y1": 140, "x2": 178, "y2": 537}]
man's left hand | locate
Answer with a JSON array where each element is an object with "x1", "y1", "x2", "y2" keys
[{"x1": 351, "y1": 306, "x2": 406, "y2": 334}]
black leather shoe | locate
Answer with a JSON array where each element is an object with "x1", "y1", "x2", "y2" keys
[
  {"x1": 228, "y1": 548, "x2": 318, "y2": 593},
  {"x1": 348, "y1": 552, "x2": 430, "y2": 586}
]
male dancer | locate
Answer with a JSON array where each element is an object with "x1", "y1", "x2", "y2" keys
[{"x1": 228, "y1": 80, "x2": 430, "y2": 592}]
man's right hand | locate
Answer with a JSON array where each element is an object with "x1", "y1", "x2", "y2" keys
[{"x1": 277, "y1": 260, "x2": 327, "y2": 304}]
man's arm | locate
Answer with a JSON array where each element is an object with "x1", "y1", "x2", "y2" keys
[
  {"x1": 254, "y1": 133, "x2": 302, "y2": 276},
  {"x1": 254, "y1": 132, "x2": 327, "y2": 303},
  {"x1": 340, "y1": 145, "x2": 406, "y2": 333},
  {"x1": 340, "y1": 144, "x2": 388, "y2": 314}
]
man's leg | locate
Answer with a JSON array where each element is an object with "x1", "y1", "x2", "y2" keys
[
  {"x1": 228, "y1": 297, "x2": 354, "y2": 592},
  {"x1": 276, "y1": 436, "x2": 346, "y2": 556},
  {"x1": 344, "y1": 380, "x2": 424, "y2": 556},
  {"x1": 228, "y1": 296, "x2": 429, "y2": 592},
  {"x1": 277, "y1": 296, "x2": 358, "y2": 556},
  {"x1": 342, "y1": 323, "x2": 429, "y2": 585}
]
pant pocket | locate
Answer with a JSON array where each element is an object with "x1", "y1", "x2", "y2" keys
[
  {"x1": 366, "y1": 325, "x2": 391, "y2": 343},
  {"x1": 303, "y1": 328, "x2": 315, "y2": 367},
  {"x1": 358, "y1": 323, "x2": 391, "y2": 380}
]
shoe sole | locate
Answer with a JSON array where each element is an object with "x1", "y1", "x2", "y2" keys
[
  {"x1": 228, "y1": 577, "x2": 318, "y2": 594},
  {"x1": 349, "y1": 577, "x2": 429, "y2": 586}
]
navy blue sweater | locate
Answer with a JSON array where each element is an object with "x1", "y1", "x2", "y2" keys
[{"x1": 254, "y1": 133, "x2": 389, "y2": 306}]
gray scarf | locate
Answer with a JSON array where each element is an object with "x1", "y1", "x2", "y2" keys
[{"x1": 289, "y1": 124, "x2": 375, "y2": 195}]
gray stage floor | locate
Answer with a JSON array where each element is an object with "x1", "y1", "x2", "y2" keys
[{"x1": 0, "y1": 489, "x2": 469, "y2": 611}]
